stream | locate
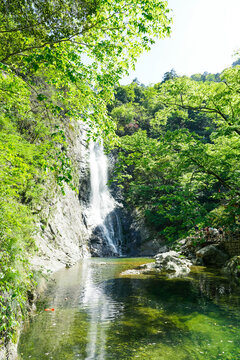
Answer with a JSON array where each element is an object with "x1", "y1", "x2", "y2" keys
[{"x1": 18, "y1": 258, "x2": 240, "y2": 360}]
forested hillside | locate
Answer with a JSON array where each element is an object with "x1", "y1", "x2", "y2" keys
[
  {"x1": 110, "y1": 63, "x2": 240, "y2": 241},
  {"x1": 0, "y1": 0, "x2": 171, "y2": 343}
]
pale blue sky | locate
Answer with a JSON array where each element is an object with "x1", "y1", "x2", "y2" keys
[{"x1": 121, "y1": 0, "x2": 240, "y2": 85}]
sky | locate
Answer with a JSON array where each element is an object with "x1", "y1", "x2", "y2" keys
[{"x1": 121, "y1": 0, "x2": 240, "y2": 85}]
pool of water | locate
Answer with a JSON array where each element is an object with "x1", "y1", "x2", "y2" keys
[{"x1": 18, "y1": 258, "x2": 240, "y2": 360}]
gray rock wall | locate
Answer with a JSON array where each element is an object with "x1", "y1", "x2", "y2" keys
[
  {"x1": 31, "y1": 185, "x2": 90, "y2": 272},
  {"x1": 31, "y1": 121, "x2": 91, "y2": 272}
]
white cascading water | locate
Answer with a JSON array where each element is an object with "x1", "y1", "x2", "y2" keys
[{"x1": 87, "y1": 140, "x2": 122, "y2": 255}]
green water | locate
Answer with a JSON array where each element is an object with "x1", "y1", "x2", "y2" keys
[{"x1": 18, "y1": 258, "x2": 240, "y2": 360}]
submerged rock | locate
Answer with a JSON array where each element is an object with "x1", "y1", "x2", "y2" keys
[
  {"x1": 196, "y1": 245, "x2": 228, "y2": 267},
  {"x1": 121, "y1": 262, "x2": 154, "y2": 276},
  {"x1": 154, "y1": 251, "x2": 192, "y2": 275},
  {"x1": 121, "y1": 269, "x2": 143, "y2": 276}
]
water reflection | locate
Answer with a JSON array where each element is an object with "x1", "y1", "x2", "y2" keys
[
  {"x1": 80, "y1": 260, "x2": 122, "y2": 359},
  {"x1": 18, "y1": 259, "x2": 240, "y2": 360}
]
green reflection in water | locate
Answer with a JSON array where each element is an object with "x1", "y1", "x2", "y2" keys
[{"x1": 18, "y1": 258, "x2": 240, "y2": 360}]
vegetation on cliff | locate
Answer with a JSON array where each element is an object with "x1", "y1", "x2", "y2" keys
[{"x1": 0, "y1": 0, "x2": 171, "y2": 342}]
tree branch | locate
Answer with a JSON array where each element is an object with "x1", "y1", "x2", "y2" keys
[
  {"x1": 189, "y1": 156, "x2": 240, "y2": 196},
  {"x1": 0, "y1": 5, "x2": 134, "y2": 63},
  {"x1": 162, "y1": 101, "x2": 240, "y2": 136}
]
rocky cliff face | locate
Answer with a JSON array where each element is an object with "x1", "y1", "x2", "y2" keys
[
  {"x1": 31, "y1": 121, "x2": 91, "y2": 272},
  {"x1": 31, "y1": 185, "x2": 90, "y2": 272}
]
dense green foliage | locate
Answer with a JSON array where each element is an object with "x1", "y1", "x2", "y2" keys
[
  {"x1": 0, "y1": 0, "x2": 171, "y2": 341},
  {"x1": 110, "y1": 64, "x2": 240, "y2": 241}
]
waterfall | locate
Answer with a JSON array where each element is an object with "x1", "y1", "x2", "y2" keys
[{"x1": 87, "y1": 140, "x2": 122, "y2": 256}]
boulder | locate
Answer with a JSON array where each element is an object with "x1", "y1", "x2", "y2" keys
[
  {"x1": 178, "y1": 239, "x2": 187, "y2": 245},
  {"x1": 154, "y1": 245, "x2": 169, "y2": 255},
  {"x1": 154, "y1": 251, "x2": 192, "y2": 275},
  {"x1": 223, "y1": 256, "x2": 240, "y2": 279},
  {"x1": 196, "y1": 245, "x2": 228, "y2": 267},
  {"x1": 185, "y1": 238, "x2": 194, "y2": 248}
]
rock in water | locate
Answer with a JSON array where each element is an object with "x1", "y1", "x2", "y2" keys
[
  {"x1": 196, "y1": 245, "x2": 228, "y2": 267},
  {"x1": 223, "y1": 256, "x2": 240, "y2": 279},
  {"x1": 154, "y1": 251, "x2": 192, "y2": 275}
]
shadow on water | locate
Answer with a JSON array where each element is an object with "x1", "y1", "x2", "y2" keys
[{"x1": 18, "y1": 259, "x2": 240, "y2": 360}]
